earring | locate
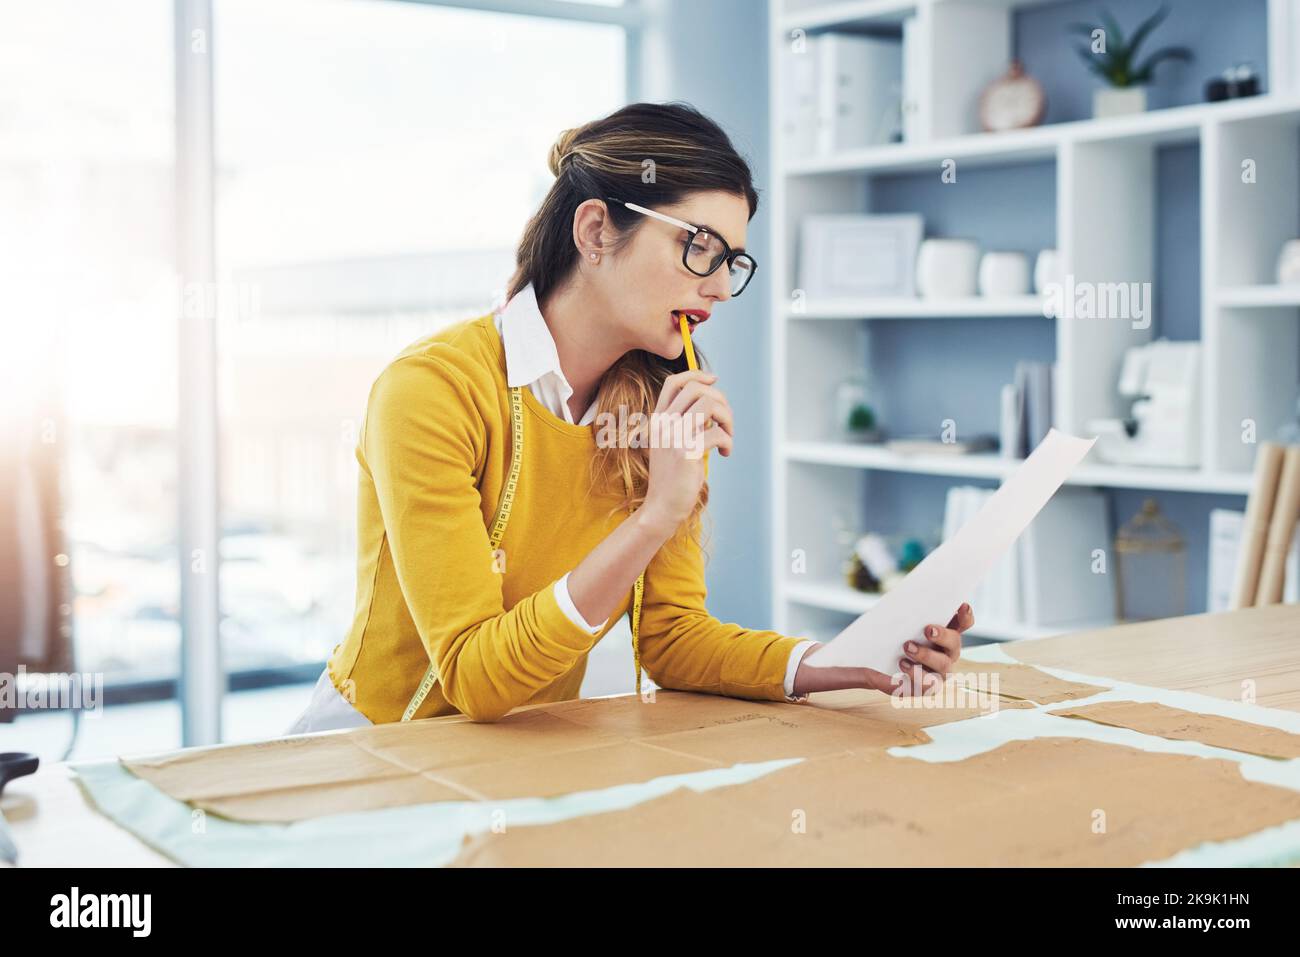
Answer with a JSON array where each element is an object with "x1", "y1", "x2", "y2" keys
[{"x1": 589, "y1": 252, "x2": 599, "y2": 261}]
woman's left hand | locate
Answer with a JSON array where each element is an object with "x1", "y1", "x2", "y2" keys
[
  {"x1": 898, "y1": 602, "x2": 974, "y2": 695},
  {"x1": 792, "y1": 602, "x2": 975, "y2": 698}
]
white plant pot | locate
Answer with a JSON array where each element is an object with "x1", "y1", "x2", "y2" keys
[
  {"x1": 1277, "y1": 239, "x2": 1300, "y2": 285},
  {"x1": 916, "y1": 239, "x2": 980, "y2": 298},
  {"x1": 978, "y1": 251, "x2": 1030, "y2": 297},
  {"x1": 1034, "y1": 249, "x2": 1061, "y2": 294},
  {"x1": 1094, "y1": 86, "x2": 1147, "y2": 119}
]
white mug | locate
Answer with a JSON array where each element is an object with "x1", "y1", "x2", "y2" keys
[
  {"x1": 1278, "y1": 239, "x2": 1300, "y2": 285},
  {"x1": 979, "y1": 251, "x2": 1030, "y2": 297},
  {"x1": 1034, "y1": 249, "x2": 1061, "y2": 293},
  {"x1": 916, "y1": 239, "x2": 980, "y2": 298}
]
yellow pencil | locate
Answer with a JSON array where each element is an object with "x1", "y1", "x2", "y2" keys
[{"x1": 676, "y1": 311, "x2": 709, "y2": 480}]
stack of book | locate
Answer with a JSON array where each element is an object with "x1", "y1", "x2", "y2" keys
[
  {"x1": 943, "y1": 484, "x2": 1114, "y2": 627},
  {"x1": 780, "y1": 32, "x2": 904, "y2": 159},
  {"x1": 1001, "y1": 360, "x2": 1056, "y2": 459},
  {"x1": 886, "y1": 435, "x2": 997, "y2": 456}
]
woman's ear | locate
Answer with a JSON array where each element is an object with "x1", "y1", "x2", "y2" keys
[{"x1": 571, "y1": 198, "x2": 611, "y2": 262}]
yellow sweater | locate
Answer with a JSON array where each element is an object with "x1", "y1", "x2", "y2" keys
[{"x1": 326, "y1": 311, "x2": 805, "y2": 723}]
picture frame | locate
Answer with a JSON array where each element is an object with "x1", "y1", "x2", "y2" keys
[{"x1": 797, "y1": 213, "x2": 924, "y2": 299}]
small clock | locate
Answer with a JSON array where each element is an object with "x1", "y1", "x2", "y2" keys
[{"x1": 979, "y1": 60, "x2": 1046, "y2": 132}]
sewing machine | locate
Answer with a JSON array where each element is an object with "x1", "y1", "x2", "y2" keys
[{"x1": 1085, "y1": 339, "x2": 1201, "y2": 468}]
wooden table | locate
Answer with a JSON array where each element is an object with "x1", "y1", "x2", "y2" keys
[{"x1": 5, "y1": 602, "x2": 1298, "y2": 867}]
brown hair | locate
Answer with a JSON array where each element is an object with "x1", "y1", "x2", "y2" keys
[{"x1": 506, "y1": 102, "x2": 760, "y2": 544}]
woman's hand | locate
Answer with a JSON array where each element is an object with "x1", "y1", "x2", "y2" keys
[
  {"x1": 793, "y1": 603, "x2": 976, "y2": 697},
  {"x1": 642, "y1": 370, "x2": 734, "y2": 527},
  {"x1": 896, "y1": 602, "x2": 973, "y2": 695}
]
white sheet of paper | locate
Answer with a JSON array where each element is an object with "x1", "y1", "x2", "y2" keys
[{"x1": 806, "y1": 428, "x2": 1098, "y2": 676}]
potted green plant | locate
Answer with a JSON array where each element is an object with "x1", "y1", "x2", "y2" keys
[
  {"x1": 1069, "y1": 4, "x2": 1193, "y2": 119},
  {"x1": 834, "y1": 375, "x2": 882, "y2": 443},
  {"x1": 847, "y1": 401, "x2": 876, "y2": 435}
]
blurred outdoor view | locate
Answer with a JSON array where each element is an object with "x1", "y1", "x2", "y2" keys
[{"x1": 0, "y1": 0, "x2": 624, "y2": 693}]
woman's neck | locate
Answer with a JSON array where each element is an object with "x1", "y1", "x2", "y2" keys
[{"x1": 541, "y1": 280, "x2": 630, "y2": 421}]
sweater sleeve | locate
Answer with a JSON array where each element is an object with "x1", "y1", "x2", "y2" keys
[
  {"x1": 362, "y1": 354, "x2": 603, "y2": 723},
  {"x1": 636, "y1": 518, "x2": 807, "y2": 702}
]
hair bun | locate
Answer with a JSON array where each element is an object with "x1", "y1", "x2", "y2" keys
[{"x1": 548, "y1": 128, "x2": 579, "y2": 177}]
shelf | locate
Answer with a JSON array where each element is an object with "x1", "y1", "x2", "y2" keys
[
  {"x1": 787, "y1": 294, "x2": 1047, "y2": 319},
  {"x1": 778, "y1": 0, "x2": 917, "y2": 32},
  {"x1": 1068, "y1": 462, "x2": 1253, "y2": 495},
  {"x1": 1217, "y1": 285, "x2": 1300, "y2": 308},
  {"x1": 784, "y1": 579, "x2": 1115, "y2": 642},
  {"x1": 787, "y1": 124, "x2": 1057, "y2": 176},
  {"x1": 785, "y1": 94, "x2": 1300, "y2": 178},
  {"x1": 786, "y1": 442, "x2": 1009, "y2": 479},
  {"x1": 783, "y1": 441, "x2": 1256, "y2": 494},
  {"x1": 776, "y1": 0, "x2": 1071, "y2": 35}
]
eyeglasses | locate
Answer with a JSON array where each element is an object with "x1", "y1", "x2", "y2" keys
[{"x1": 604, "y1": 196, "x2": 758, "y2": 297}]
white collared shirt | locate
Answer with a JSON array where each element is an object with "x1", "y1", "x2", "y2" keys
[{"x1": 493, "y1": 282, "x2": 815, "y2": 702}]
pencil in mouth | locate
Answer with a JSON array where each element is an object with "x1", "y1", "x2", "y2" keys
[{"x1": 675, "y1": 311, "x2": 699, "y2": 370}]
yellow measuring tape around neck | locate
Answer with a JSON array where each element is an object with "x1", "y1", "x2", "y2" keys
[{"x1": 401, "y1": 385, "x2": 645, "y2": 721}]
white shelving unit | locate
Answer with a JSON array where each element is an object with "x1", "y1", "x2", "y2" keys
[
  {"x1": 768, "y1": 0, "x2": 1300, "y2": 644},
  {"x1": 784, "y1": 578, "x2": 1115, "y2": 641},
  {"x1": 789, "y1": 293, "x2": 1047, "y2": 318},
  {"x1": 783, "y1": 442, "x2": 1258, "y2": 494},
  {"x1": 1218, "y1": 284, "x2": 1300, "y2": 307}
]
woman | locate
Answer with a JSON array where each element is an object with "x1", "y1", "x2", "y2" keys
[{"x1": 287, "y1": 102, "x2": 973, "y2": 733}]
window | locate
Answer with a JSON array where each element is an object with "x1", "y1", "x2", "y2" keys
[
  {"x1": 0, "y1": 2, "x2": 180, "y2": 700},
  {"x1": 212, "y1": 0, "x2": 628, "y2": 676},
  {"x1": 1, "y1": 0, "x2": 631, "y2": 749}
]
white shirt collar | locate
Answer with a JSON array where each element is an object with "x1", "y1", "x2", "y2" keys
[{"x1": 492, "y1": 282, "x2": 597, "y2": 426}]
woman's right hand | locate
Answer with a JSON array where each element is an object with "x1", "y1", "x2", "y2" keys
[{"x1": 642, "y1": 370, "x2": 734, "y2": 527}]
